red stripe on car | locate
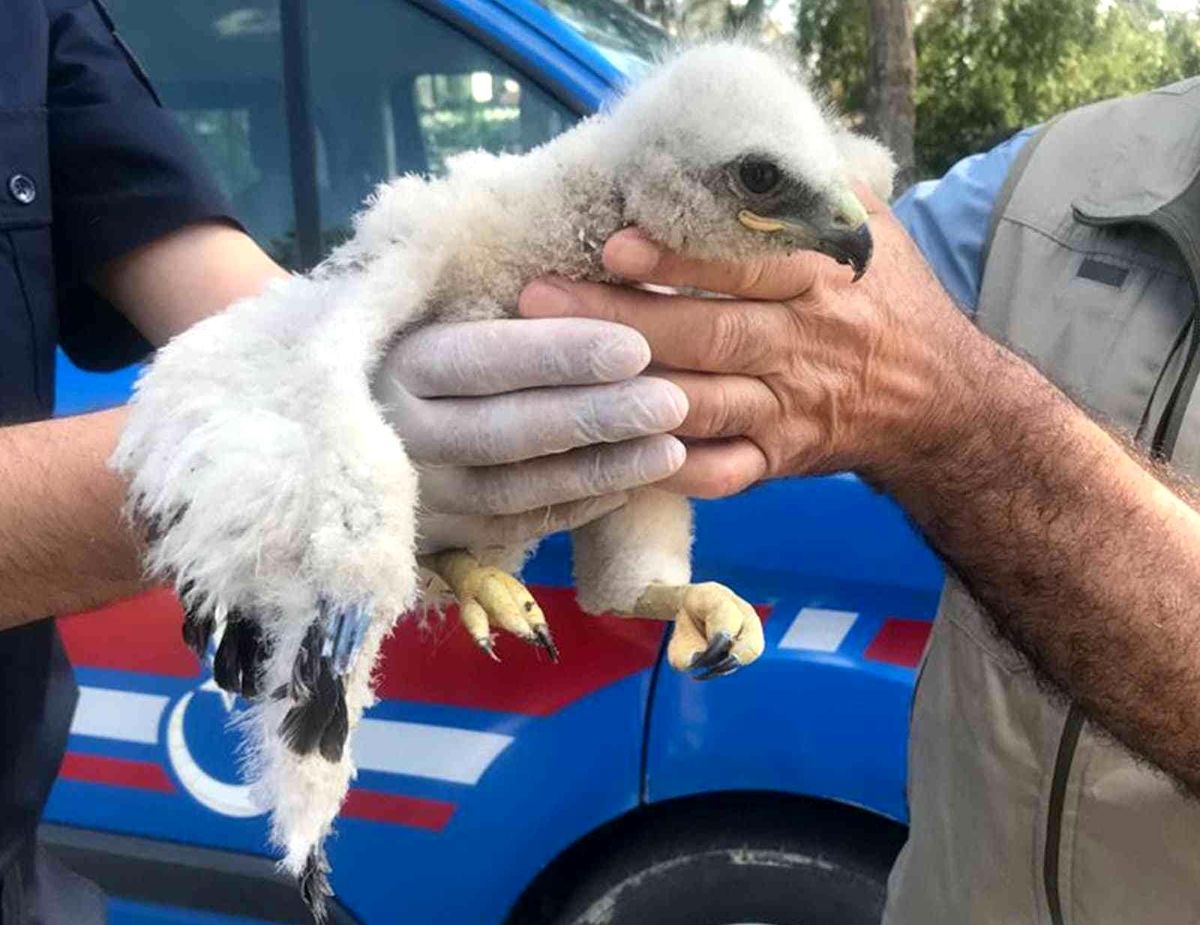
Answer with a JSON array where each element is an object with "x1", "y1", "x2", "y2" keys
[
  {"x1": 59, "y1": 587, "x2": 201, "y2": 678},
  {"x1": 863, "y1": 618, "x2": 932, "y2": 669},
  {"x1": 59, "y1": 752, "x2": 177, "y2": 793},
  {"x1": 342, "y1": 788, "x2": 455, "y2": 830}
]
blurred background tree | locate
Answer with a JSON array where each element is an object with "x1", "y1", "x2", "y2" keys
[
  {"x1": 613, "y1": 0, "x2": 1200, "y2": 187},
  {"x1": 798, "y1": 0, "x2": 1200, "y2": 181}
]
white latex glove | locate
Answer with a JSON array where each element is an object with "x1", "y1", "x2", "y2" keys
[{"x1": 375, "y1": 319, "x2": 689, "y2": 554}]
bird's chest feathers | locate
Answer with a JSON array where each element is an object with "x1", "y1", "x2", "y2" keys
[{"x1": 426, "y1": 168, "x2": 625, "y2": 324}]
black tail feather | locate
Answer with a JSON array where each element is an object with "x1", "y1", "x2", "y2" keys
[
  {"x1": 236, "y1": 618, "x2": 266, "y2": 699},
  {"x1": 280, "y1": 659, "x2": 340, "y2": 757},
  {"x1": 289, "y1": 622, "x2": 324, "y2": 702},
  {"x1": 213, "y1": 616, "x2": 245, "y2": 693},
  {"x1": 179, "y1": 581, "x2": 215, "y2": 659},
  {"x1": 318, "y1": 677, "x2": 349, "y2": 763},
  {"x1": 299, "y1": 847, "x2": 333, "y2": 924}
]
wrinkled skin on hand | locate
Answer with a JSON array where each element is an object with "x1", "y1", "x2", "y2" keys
[
  {"x1": 373, "y1": 317, "x2": 689, "y2": 551},
  {"x1": 519, "y1": 189, "x2": 970, "y2": 497}
]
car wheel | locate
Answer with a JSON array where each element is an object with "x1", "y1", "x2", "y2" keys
[{"x1": 550, "y1": 803, "x2": 899, "y2": 925}]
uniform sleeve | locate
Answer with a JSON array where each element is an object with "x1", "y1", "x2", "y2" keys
[
  {"x1": 893, "y1": 127, "x2": 1038, "y2": 315},
  {"x1": 45, "y1": 0, "x2": 240, "y2": 369}
]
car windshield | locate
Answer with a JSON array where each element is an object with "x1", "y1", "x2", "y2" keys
[{"x1": 535, "y1": 0, "x2": 669, "y2": 78}]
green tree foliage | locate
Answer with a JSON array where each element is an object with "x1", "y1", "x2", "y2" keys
[{"x1": 798, "y1": 0, "x2": 1200, "y2": 178}]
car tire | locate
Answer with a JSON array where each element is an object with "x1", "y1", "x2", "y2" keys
[{"x1": 549, "y1": 802, "x2": 901, "y2": 925}]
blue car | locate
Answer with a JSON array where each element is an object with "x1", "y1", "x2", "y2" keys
[{"x1": 45, "y1": 2, "x2": 946, "y2": 922}]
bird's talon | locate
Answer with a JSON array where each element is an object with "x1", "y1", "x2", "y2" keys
[
  {"x1": 692, "y1": 630, "x2": 734, "y2": 670},
  {"x1": 693, "y1": 653, "x2": 741, "y2": 681},
  {"x1": 636, "y1": 582, "x2": 764, "y2": 675},
  {"x1": 477, "y1": 636, "x2": 501, "y2": 662},
  {"x1": 420, "y1": 551, "x2": 556, "y2": 659},
  {"x1": 533, "y1": 624, "x2": 559, "y2": 662}
]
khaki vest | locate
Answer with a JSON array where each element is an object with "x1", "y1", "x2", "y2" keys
[{"x1": 884, "y1": 79, "x2": 1200, "y2": 925}]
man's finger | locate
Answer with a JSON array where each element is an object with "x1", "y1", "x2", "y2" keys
[
  {"x1": 386, "y1": 376, "x2": 688, "y2": 466},
  {"x1": 520, "y1": 279, "x2": 790, "y2": 376},
  {"x1": 659, "y1": 438, "x2": 768, "y2": 499},
  {"x1": 419, "y1": 435, "x2": 685, "y2": 515},
  {"x1": 602, "y1": 228, "x2": 827, "y2": 300},
  {"x1": 382, "y1": 318, "x2": 651, "y2": 398},
  {"x1": 655, "y1": 371, "x2": 777, "y2": 440}
]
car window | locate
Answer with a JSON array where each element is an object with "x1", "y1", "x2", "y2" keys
[
  {"x1": 105, "y1": 0, "x2": 294, "y2": 262},
  {"x1": 307, "y1": 0, "x2": 578, "y2": 252},
  {"x1": 104, "y1": 0, "x2": 578, "y2": 267},
  {"x1": 534, "y1": 0, "x2": 668, "y2": 78}
]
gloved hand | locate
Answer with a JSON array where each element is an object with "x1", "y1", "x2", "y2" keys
[{"x1": 374, "y1": 318, "x2": 688, "y2": 553}]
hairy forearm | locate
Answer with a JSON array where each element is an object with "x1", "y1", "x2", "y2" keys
[
  {"x1": 0, "y1": 408, "x2": 145, "y2": 625},
  {"x1": 877, "y1": 326, "x2": 1200, "y2": 790}
]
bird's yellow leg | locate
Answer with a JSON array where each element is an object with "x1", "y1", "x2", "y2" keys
[
  {"x1": 632, "y1": 582, "x2": 764, "y2": 680},
  {"x1": 419, "y1": 550, "x2": 557, "y2": 662}
]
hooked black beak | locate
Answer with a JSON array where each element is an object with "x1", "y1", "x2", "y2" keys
[
  {"x1": 737, "y1": 189, "x2": 874, "y2": 281},
  {"x1": 816, "y1": 222, "x2": 873, "y2": 282}
]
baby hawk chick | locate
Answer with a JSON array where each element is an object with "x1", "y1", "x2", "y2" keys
[{"x1": 113, "y1": 40, "x2": 893, "y2": 920}]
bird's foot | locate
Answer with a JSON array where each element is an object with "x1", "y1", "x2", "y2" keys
[
  {"x1": 420, "y1": 550, "x2": 557, "y2": 662},
  {"x1": 632, "y1": 582, "x2": 764, "y2": 680}
]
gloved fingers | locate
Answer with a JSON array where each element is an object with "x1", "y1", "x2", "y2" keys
[
  {"x1": 380, "y1": 319, "x2": 651, "y2": 398},
  {"x1": 417, "y1": 492, "x2": 629, "y2": 553},
  {"x1": 389, "y1": 376, "x2": 688, "y2": 467},
  {"x1": 419, "y1": 435, "x2": 685, "y2": 515}
]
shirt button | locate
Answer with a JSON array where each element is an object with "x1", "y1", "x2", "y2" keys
[{"x1": 8, "y1": 174, "x2": 36, "y2": 205}]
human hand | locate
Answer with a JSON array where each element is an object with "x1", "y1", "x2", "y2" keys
[
  {"x1": 375, "y1": 318, "x2": 688, "y2": 552},
  {"x1": 519, "y1": 190, "x2": 970, "y2": 497}
]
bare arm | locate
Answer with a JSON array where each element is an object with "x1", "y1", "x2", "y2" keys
[
  {"x1": 521, "y1": 198, "x2": 1200, "y2": 791},
  {"x1": 0, "y1": 223, "x2": 287, "y2": 626}
]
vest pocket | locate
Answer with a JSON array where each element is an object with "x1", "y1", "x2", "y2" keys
[{"x1": 1048, "y1": 251, "x2": 1192, "y2": 431}]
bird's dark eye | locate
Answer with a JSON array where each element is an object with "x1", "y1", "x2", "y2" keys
[{"x1": 738, "y1": 159, "x2": 782, "y2": 195}]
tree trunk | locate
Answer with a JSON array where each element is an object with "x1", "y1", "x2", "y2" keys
[
  {"x1": 727, "y1": 0, "x2": 766, "y2": 32},
  {"x1": 865, "y1": 0, "x2": 917, "y2": 191}
]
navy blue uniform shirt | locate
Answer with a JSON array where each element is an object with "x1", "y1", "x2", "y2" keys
[{"x1": 0, "y1": 1, "x2": 232, "y2": 920}]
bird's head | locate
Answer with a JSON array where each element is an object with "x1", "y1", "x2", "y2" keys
[{"x1": 600, "y1": 42, "x2": 878, "y2": 279}]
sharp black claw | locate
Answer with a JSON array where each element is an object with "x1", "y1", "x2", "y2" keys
[
  {"x1": 690, "y1": 631, "x2": 733, "y2": 671},
  {"x1": 532, "y1": 625, "x2": 559, "y2": 663},
  {"x1": 693, "y1": 653, "x2": 741, "y2": 681}
]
